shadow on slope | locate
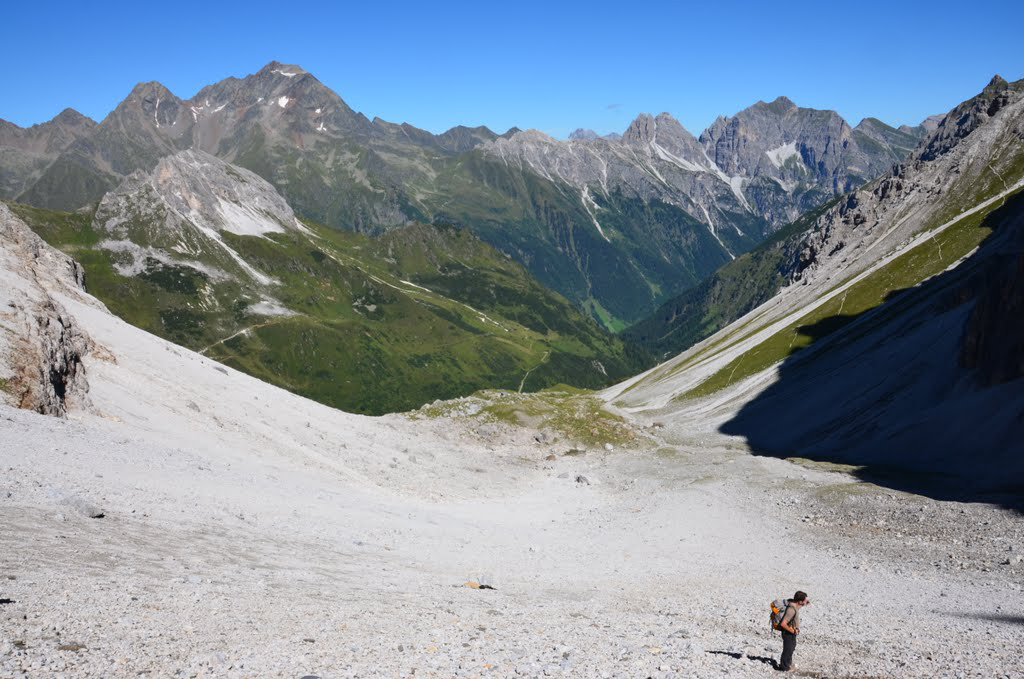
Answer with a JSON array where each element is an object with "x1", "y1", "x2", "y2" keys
[{"x1": 720, "y1": 193, "x2": 1024, "y2": 510}]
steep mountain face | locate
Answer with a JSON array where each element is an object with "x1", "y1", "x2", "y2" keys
[
  {"x1": 0, "y1": 109, "x2": 96, "y2": 199},
  {"x1": 12, "y1": 150, "x2": 647, "y2": 414},
  {"x1": 5, "y1": 61, "x2": 921, "y2": 329},
  {"x1": 609, "y1": 76, "x2": 1024, "y2": 497},
  {"x1": 699, "y1": 97, "x2": 930, "y2": 225}
]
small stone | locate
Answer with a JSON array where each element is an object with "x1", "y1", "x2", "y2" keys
[
  {"x1": 57, "y1": 643, "x2": 86, "y2": 652},
  {"x1": 603, "y1": 443, "x2": 614, "y2": 451}
]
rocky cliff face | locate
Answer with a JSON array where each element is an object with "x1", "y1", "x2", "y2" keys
[
  {"x1": 699, "y1": 97, "x2": 929, "y2": 225},
  {"x1": 0, "y1": 204, "x2": 96, "y2": 415}
]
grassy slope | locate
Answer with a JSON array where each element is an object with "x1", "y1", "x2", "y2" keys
[{"x1": 11, "y1": 203, "x2": 649, "y2": 414}]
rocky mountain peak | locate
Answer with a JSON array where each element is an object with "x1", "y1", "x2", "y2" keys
[
  {"x1": 259, "y1": 61, "x2": 307, "y2": 77},
  {"x1": 435, "y1": 125, "x2": 498, "y2": 153},
  {"x1": 985, "y1": 74, "x2": 1009, "y2": 91},
  {"x1": 92, "y1": 149, "x2": 302, "y2": 287},
  {"x1": 762, "y1": 95, "x2": 798, "y2": 115},
  {"x1": 623, "y1": 113, "x2": 657, "y2": 144},
  {"x1": 112, "y1": 82, "x2": 182, "y2": 130},
  {"x1": 52, "y1": 108, "x2": 94, "y2": 127},
  {"x1": 652, "y1": 112, "x2": 692, "y2": 138},
  {"x1": 569, "y1": 128, "x2": 622, "y2": 142},
  {"x1": 126, "y1": 81, "x2": 178, "y2": 103},
  {"x1": 919, "y1": 76, "x2": 1024, "y2": 162}
]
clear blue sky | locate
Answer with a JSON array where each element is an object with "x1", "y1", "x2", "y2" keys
[{"x1": 4, "y1": 0, "x2": 1023, "y2": 139}]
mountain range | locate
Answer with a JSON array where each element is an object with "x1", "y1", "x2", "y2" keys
[
  {"x1": 1, "y1": 61, "x2": 931, "y2": 330},
  {"x1": 12, "y1": 147, "x2": 647, "y2": 414}
]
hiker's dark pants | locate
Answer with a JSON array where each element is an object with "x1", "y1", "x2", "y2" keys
[{"x1": 780, "y1": 631, "x2": 797, "y2": 670}]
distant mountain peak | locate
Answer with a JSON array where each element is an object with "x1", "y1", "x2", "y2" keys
[
  {"x1": 623, "y1": 113, "x2": 657, "y2": 143},
  {"x1": 986, "y1": 74, "x2": 1008, "y2": 90},
  {"x1": 622, "y1": 112, "x2": 697, "y2": 148},
  {"x1": 126, "y1": 81, "x2": 177, "y2": 102},
  {"x1": 758, "y1": 96, "x2": 798, "y2": 115},
  {"x1": 53, "y1": 108, "x2": 93, "y2": 125},
  {"x1": 514, "y1": 129, "x2": 557, "y2": 143},
  {"x1": 568, "y1": 128, "x2": 624, "y2": 142},
  {"x1": 260, "y1": 61, "x2": 306, "y2": 78}
]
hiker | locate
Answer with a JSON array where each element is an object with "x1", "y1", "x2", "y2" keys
[{"x1": 777, "y1": 590, "x2": 810, "y2": 672}]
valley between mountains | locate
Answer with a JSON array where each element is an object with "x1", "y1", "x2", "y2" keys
[{"x1": 1, "y1": 63, "x2": 1023, "y2": 678}]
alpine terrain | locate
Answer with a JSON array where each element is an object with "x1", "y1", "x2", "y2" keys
[
  {"x1": 615, "y1": 75, "x2": 1024, "y2": 495},
  {"x1": 2, "y1": 62, "x2": 928, "y2": 329},
  {"x1": 1, "y1": 56, "x2": 1023, "y2": 679},
  {"x1": 7, "y1": 149, "x2": 645, "y2": 414}
]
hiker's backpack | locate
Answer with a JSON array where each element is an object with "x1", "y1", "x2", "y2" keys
[{"x1": 770, "y1": 598, "x2": 789, "y2": 630}]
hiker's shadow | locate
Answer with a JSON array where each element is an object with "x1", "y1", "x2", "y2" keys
[{"x1": 707, "y1": 649, "x2": 778, "y2": 670}]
